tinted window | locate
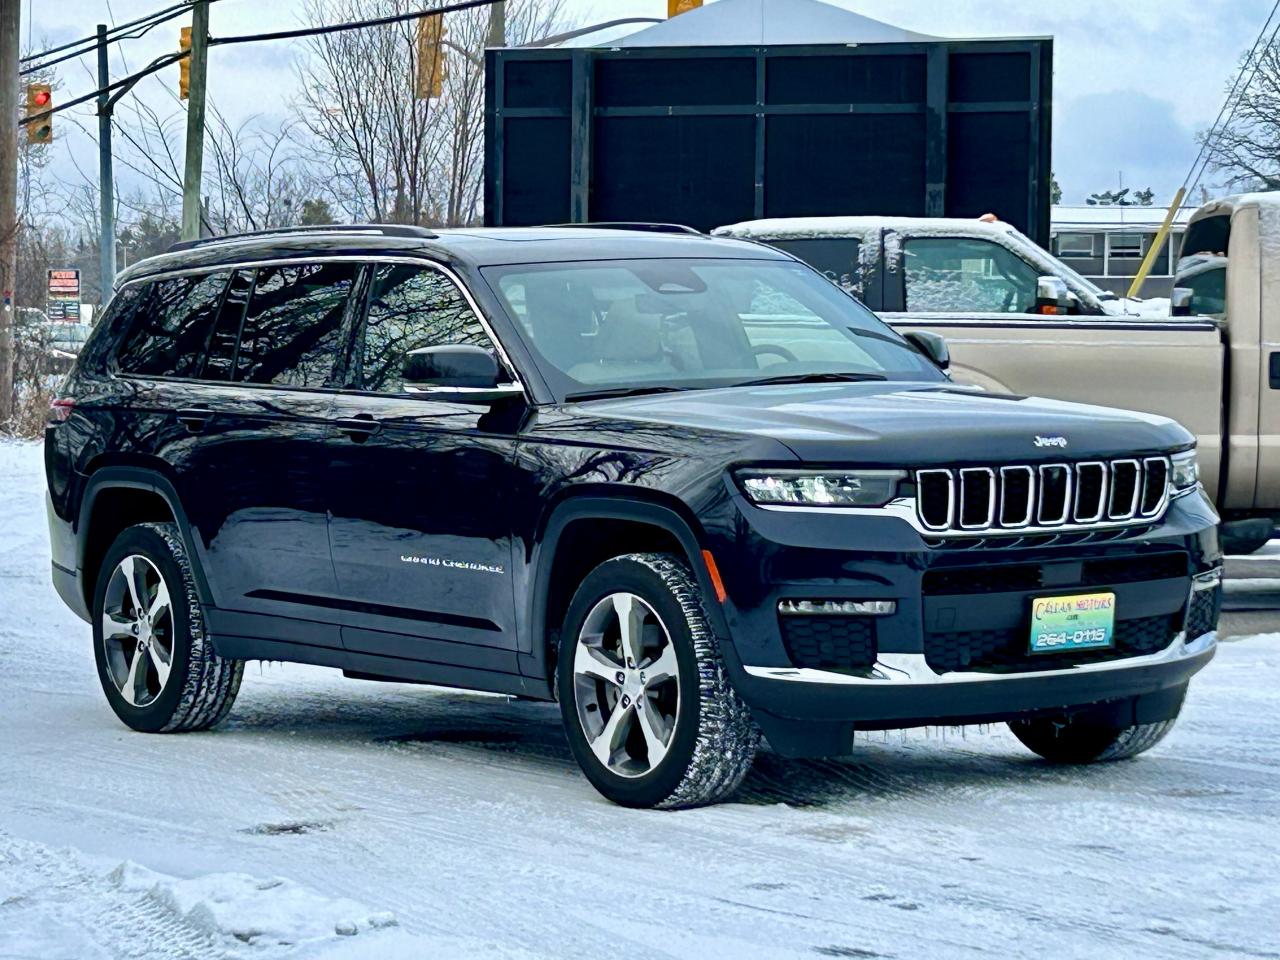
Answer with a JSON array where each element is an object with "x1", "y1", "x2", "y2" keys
[
  {"x1": 903, "y1": 237, "x2": 1041, "y2": 314},
  {"x1": 236, "y1": 263, "x2": 356, "y2": 386},
  {"x1": 359, "y1": 265, "x2": 492, "y2": 394},
  {"x1": 114, "y1": 272, "x2": 229, "y2": 378},
  {"x1": 484, "y1": 258, "x2": 943, "y2": 400},
  {"x1": 202, "y1": 270, "x2": 253, "y2": 382},
  {"x1": 765, "y1": 238, "x2": 863, "y2": 295}
]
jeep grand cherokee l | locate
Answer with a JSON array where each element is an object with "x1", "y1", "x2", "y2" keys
[{"x1": 45, "y1": 224, "x2": 1222, "y2": 808}]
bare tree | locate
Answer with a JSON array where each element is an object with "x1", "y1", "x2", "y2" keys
[
  {"x1": 1201, "y1": 43, "x2": 1280, "y2": 191},
  {"x1": 295, "y1": 0, "x2": 569, "y2": 226}
]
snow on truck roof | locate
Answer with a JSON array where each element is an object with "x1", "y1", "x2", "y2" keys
[
  {"x1": 713, "y1": 216, "x2": 1021, "y2": 241},
  {"x1": 1188, "y1": 191, "x2": 1280, "y2": 224}
]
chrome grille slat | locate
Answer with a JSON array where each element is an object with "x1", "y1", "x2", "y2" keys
[{"x1": 915, "y1": 457, "x2": 1171, "y2": 537}]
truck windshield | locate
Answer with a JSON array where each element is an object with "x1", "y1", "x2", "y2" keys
[{"x1": 482, "y1": 258, "x2": 945, "y2": 400}]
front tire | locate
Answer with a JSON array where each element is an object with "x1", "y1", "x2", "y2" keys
[
  {"x1": 93, "y1": 522, "x2": 243, "y2": 733},
  {"x1": 1008, "y1": 712, "x2": 1178, "y2": 764},
  {"x1": 557, "y1": 553, "x2": 758, "y2": 809}
]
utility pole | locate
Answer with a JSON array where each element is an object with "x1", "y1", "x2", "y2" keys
[
  {"x1": 181, "y1": 0, "x2": 210, "y2": 241},
  {"x1": 97, "y1": 24, "x2": 117, "y2": 295},
  {"x1": 487, "y1": 0, "x2": 505, "y2": 47},
  {"x1": 0, "y1": 0, "x2": 21, "y2": 422}
]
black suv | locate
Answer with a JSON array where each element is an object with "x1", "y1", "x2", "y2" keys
[{"x1": 46, "y1": 224, "x2": 1222, "y2": 808}]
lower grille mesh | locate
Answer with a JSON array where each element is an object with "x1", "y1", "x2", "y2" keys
[
  {"x1": 924, "y1": 614, "x2": 1178, "y2": 673},
  {"x1": 781, "y1": 616, "x2": 876, "y2": 671},
  {"x1": 1185, "y1": 586, "x2": 1222, "y2": 639}
]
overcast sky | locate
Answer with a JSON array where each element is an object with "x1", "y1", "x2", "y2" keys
[{"x1": 25, "y1": 0, "x2": 1273, "y2": 213}]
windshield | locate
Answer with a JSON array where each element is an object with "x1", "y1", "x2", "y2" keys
[{"x1": 481, "y1": 258, "x2": 945, "y2": 400}]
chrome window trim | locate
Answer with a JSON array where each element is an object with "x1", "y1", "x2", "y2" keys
[
  {"x1": 1108, "y1": 458, "x2": 1142, "y2": 521},
  {"x1": 111, "y1": 254, "x2": 527, "y2": 398},
  {"x1": 743, "y1": 630, "x2": 1215, "y2": 687},
  {"x1": 999, "y1": 465, "x2": 1036, "y2": 528},
  {"x1": 1037, "y1": 463, "x2": 1073, "y2": 526},
  {"x1": 1072, "y1": 460, "x2": 1109, "y2": 524}
]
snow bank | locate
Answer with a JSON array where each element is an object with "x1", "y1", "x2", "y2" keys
[
  {"x1": 109, "y1": 860, "x2": 399, "y2": 947},
  {"x1": 0, "y1": 830, "x2": 415, "y2": 959}
]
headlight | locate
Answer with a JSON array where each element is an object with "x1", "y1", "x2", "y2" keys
[
  {"x1": 737, "y1": 469, "x2": 905, "y2": 507},
  {"x1": 1170, "y1": 451, "x2": 1199, "y2": 493}
]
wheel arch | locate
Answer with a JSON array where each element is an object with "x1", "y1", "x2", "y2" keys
[
  {"x1": 77, "y1": 465, "x2": 211, "y2": 613},
  {"x1": 523, "y1": 491, "x2": 731, "y2": 691}
]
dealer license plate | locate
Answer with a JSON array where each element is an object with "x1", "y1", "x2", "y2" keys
[{"x1": 1029, "y1": 592, "x2": 1116, "y2": 654}]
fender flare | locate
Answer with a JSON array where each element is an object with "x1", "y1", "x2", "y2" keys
[
  {"x1": 520, "y1": 493, "x2": 731, "y2": 684},
  {"x1": 77, "y1": 466, "x2": 214, "y2": 607}
]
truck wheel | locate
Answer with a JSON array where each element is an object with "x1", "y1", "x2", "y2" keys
[
  {"x1": 93, "y1": 522, "x2": 243, "y2": 734},
  {"x1": 1008, "y1": 713, "x2": 1177, "y2": 764},
  {"x1": 557, "y1": 553, "x2": 759, "y2": 809}
]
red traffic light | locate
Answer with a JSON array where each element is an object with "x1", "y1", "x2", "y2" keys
[{"x1": 33, "y1": 89, "x2": 51, "y2": 107}]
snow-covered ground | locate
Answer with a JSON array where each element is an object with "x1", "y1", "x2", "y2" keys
[{"x1": 2, "y1": 440, "x2": 1278, "y2": 959}]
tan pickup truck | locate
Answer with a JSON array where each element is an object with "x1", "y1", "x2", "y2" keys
[{"x1": 715, "y1": 208, "x2": 1277, "y2": 551}]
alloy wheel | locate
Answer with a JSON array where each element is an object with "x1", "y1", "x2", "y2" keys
[
  {"x1": 101, "y1": 555, "x2": 174, "y2": 708},
  {"x1": 572, "y1": 592, "x2": 681, "y2": 778}
]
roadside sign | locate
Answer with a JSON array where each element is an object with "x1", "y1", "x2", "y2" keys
[{"x1": 47, "y1": 268, "x2": 81, "y2": 322}]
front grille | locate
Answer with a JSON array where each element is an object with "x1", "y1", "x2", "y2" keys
[
  {"x1": 1185, "y1": 585, "x2": 1222, "y2": 639},
  {"x1": 780, "y1": 615, "x2": 876, "y2": 671},
  {"x1": 924, "y1": 614, "x2": 1178, "y2": 674},
  {"x1": 915, "y1": 457, "x2": 1170, "y2": 535},
  {"x1": 922, "y1": 551, "x2": 1188, "y2": 596}
]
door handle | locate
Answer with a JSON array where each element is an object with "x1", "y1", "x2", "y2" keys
[
  {"x1": 334, "y1": 415, "x2": 381, "y2": 442},
  {"x1": 175, "y1": 406, "x2": 214, "y2": 432}
]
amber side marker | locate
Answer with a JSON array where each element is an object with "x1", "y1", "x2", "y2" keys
[{"x1": 701, "y1": 550, "x2": 727, "y2": 603}]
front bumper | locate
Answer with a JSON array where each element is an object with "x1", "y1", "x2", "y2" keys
[{"x1": 705, "y1": 486, "x2": 1222, "y2": 755}]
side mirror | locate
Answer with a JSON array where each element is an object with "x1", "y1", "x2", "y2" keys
[
  {"x1": 1035, "y1": 275, "x2": 1071, "y2": 315},
  {"x1": 1171, "y1": 287, "x2": 1194, "y2": 317},
  {"x1": 402, "y1": 344, "x2": 522, "y2": 403},
  {"x1": 905, "y1": 330, "x2": 950, "y2": 371}
]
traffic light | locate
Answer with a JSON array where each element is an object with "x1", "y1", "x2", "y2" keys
[
  {"x1": 416, "y1": 14, "x2": 445, "y2": 100},
  {"x1": 179, "y1": 26, "x2": 191, "y2": 100},
  {"x1": 668, "y1": 0, "x2": 702, "y2": 16},
  {"x1": 25, "y1": 83, "x2": 53, "y2": 144}
]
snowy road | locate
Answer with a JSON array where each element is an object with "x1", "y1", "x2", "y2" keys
[{"x1": 2, "y1": 441, "x2": 1278, "y2": 959}]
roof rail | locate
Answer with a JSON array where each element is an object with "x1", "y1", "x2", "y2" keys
[
  {"x1": 544, "y1": 222, "x2": 703, "y2": 236},
  {"x1": 167, "y1": 223, "x2": 439, "y2": 254}
]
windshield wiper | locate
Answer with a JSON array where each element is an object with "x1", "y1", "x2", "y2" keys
[
  {"x1": 564, "y1": 385, "x2": 687, "y2": 402},
  {"x1": 734, "y1": 372, "x2": 888, "y2": 388}
]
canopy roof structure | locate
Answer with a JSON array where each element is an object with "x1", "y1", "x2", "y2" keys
[{"x1": 555, "y1": 0, "x2": 940, "y2": 48}]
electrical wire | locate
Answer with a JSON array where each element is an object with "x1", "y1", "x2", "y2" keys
[
  {"x1": 18, "y1": 0, "x2": 500, "y2": 127},
  {"x1": 20, "y1": 1, "x2": 195, "y2": 71},
  {"x1": 1177, "y1": 0, "x2": 1280, "y2": 201}
]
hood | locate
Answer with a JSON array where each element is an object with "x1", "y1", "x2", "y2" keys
[{"x1": 574, "y1": 382, "x2": 1191, "y2": 465}]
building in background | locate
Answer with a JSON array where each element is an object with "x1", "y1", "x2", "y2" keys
[{"x1": 1051, "y1": 204, "x2": 1193, "y2": 299}]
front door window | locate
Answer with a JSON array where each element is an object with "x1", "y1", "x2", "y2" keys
[{"x1": 903, "y1": 237, "x2": 1041, "y2": 314}]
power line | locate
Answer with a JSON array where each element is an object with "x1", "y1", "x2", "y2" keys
[
  {"x1": 20, "y1": 5, "x2": 197, "y2": 77},
  {"x1": 17, "y1": 0, "x2": 500, "y2": 128},
  {"x1": 1178, "y1": 0, "x2": 1280, "y2": 200},
  {"x1": 206, "y1": 0, "x2": 496, "y2": 47},
  {"x1": 20, "y1": 1, "x2": 195, "y2": 71}
]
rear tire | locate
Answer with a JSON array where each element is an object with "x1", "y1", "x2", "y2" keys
[
  {"x1": 1008, "y1": 713, "x2": 1178, "y2": 764},
  {"x1": 92, "y1": 522, "x2": 243, "y2": 733},
  {"x1": 557, "y1": 553, "x2": 758, "y2": 809}
]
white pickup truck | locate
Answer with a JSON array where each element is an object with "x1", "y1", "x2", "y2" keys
[{"x1": 715, "y1": 206, "x2": 1277, "y2": 552}]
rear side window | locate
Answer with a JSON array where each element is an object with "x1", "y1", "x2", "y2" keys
[
  {"x1": 235, "y1": 263, "x2": 356, "y2": 386},
  {"x1": 765, "y1": 237, "x2": 863, "y2": 295},
  {"x1": 113, "y1": 272, "x2": 229, "y2": 378},
  {"x1": 359, "y1": 265, "x2": 492, "y2": 394},
  {"x1": 201, "y1": 263, "x2": 356, "y2": 386}
]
